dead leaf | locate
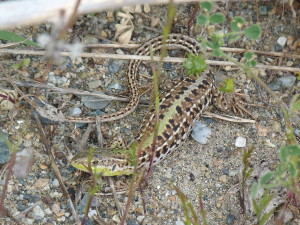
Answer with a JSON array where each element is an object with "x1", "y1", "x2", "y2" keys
[
  {"x1": 118, "y1": 27, "x2": 134, "y2": 44},
  {"x1": 115, "y1": 23, "x2": 131, "y2": 39},
  {"x1": 144, "y1": 4, "x2": 151, "y2": 13},
  {"x1": 151, "y1": 17, "x2": 160, "y2": 27},
  {"x1": 116, "y1": 11, "x2": 133, "y2": 19},
  {"x1": 135, "y1": 4, "x2": 142, "y2": 13}
]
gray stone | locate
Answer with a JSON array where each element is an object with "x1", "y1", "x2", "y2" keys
[
  {"x1": 108, "y1": 62, "x2": 120, "y2": 74},
  {"x1": 258, "y1": 6, "x2": 268, "y2": 15},
  {"x1": 82, "y1": 35, "x2": 98, "y2": 44},
  {"x1": 0, "y1": 132, "x2": 10, "y2": 164},
  {"x1": 108, "y1": 82, "x2": 122, "y2": 90},
  {"x1": 274, "y1": 44, "x2": 282, "y2": 52},
  {"x1": 33, "y1": 205, "x2": 45, "y2": 221},
  {"x1": 88, "y1": 80, "x2": 102, "y2": 89},
  {"x1": 69, "y1": 107, "x2": 82, "y2": 116},
  {"x1": 267, "y1": 81, "x2": 282, "y2": 91},
  {"x1": 226, "y1": 214, "x2": 236, "y2": 225},
  {"x1": 278, "y1": 75, "x2": 296, "y2": 88},
  {"x1": 81, "y1": 93, "x2": 109, "y2": 110}
]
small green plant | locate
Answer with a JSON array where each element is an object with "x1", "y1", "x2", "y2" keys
[
  {"x1": 252, "y1": 191, "x2": 274, "y2": 225},
  {"x1": 180, "y1": 1, "x2": 300, "y2": 224},
  {"x1": 252, "y1": 145, "x2": 300, "y2": 194},
  {"x1": 12, "y1": 58, "x2": 31, "y2": 70},
  {"x1": 183, "y1": 54, "x2": 207, "y2": 76}
]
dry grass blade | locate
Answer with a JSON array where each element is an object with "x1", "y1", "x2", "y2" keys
[{"x1": 0, "y1": 49, "x2": 299, "y2": 73}]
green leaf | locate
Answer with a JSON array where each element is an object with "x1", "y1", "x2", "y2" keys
[
  {"x1": 209, "y1": 13, "x2": 225, "y2": 24},
  {"x1": 252, "y1": 198, "x2": 260, "y2": 214},
  {"x1": 259, "y1": 192, "x2": 273, "y2": 211},
  {"x1": 244, "y1": 24, "x2": 262, "y2": 40},
  {"x1": 182, "y1": 54, "x2": 207, "y2": 75},
  {"x1": 219, "y1": 78, "x2": 234, "y2": 93},
  {"x1": 244, "y1": 52, "x2": 253, "y2": 60},
  {"x1": 197, "y1": 14, "x2": 208, "y2": 26},
  {"x1": 200, "y1": 1, "x2": 213, "y2": 12},
  {"x1": 280, "y1": 146, "x2": 288, "y2": 162},
  {"x1": 0, "y1": 30, "x2": 40, "y2": 47},
  {"x1": 260, "y1": 210, "x2": 274, "y2": 225},
  {"x1": 260, "y1": 172, "x2": 274, "y2": 185},
  {"x1": 251, "y1": 182, "x2": 259, "y2": 198},
  {"x1": 287, "y1": 145, "x2": 300, "y2": 155},
  {"x1": 228, "y1": 34, "x2": 240, "y2": 43},
  {"x1": 250, "y1": 60, "x2": 257, "y2": 67},
  {"x1": 291, "y1": 99, "x2": 300, "y2": 113},
  {"x1": 230, "y1": 17, "x2": 245, "y2": 32},
  {"x1": 213, "y1": 48, "x2": 222, "y2": 57},
  {"x1": 288, "y1": 163, "x2": 296, "y2": 177}
]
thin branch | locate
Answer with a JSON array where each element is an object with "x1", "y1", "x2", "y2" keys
[
  {"x1": 0, "y1": 49, "x2": 299, "y2": 72},
  {"x1": 86, "y1": 43, "x2": 300, "y2": 60},
  {"x1": 202, "y1": 112, "x2": 255, "y2": 123}
]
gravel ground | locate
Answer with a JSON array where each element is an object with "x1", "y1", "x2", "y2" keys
[{"x1": 0, "y1": 1, "x2": 299, "y2": 225}]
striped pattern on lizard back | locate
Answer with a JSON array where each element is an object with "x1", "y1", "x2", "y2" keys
[
  {"x1": 71, "y1": 74, "x2": 218, "y2": 176},
  {"x1": 71, "y1": 34, "x2": 250, "y2": 176}
]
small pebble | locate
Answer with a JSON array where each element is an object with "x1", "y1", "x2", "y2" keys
[
  {"x1": 88, "y1": 210, "x2": 97, "y2": 218},
  {"x1": 82, "y1": 35, "x2": 98, "y2": 44},
  {"x1": 278, "y1": 75, "x2": 296, "y2": 88},
  {"x1": 52, "y1": 179, "x2": 59, "y2": 187},
  {"x1": 191, "y1": 121, "x2": 212, "y2": 144},
  {"x1": 189, "y1": 172, "x2": 196, "y2": 181},
  {"x1": 256, "y1": 124, "x2": 269, "y2": 136},
  {"x1": 277, "y1": 36, "x2": 287, "y2": 47},
  {"x1": 258, "y1": 6, "x2": 268, "y2": 15},
  {"x1": 265, "y1": 140, "x2": 276, "y2": 148},
  {"x1": 108, "y1": 62, "x2": 120, "y2": 74},
  {"x1": 286, "y1": 61, "x2": 293, "y2": 66},
  {"x1": 35, "y1": 178, "x2": 50, "y2": 189},
  {"x1": 44, "y1": 208, "x2": 53, "y2": 215},
  {"x1": 221, "y1": 168, "x2": 230, "y2": 175},
  {"x1": 51, "y1": 203, "x2": 61, "y2": 215},
  {"x1": 137, "y1": 216, "x2": 144, "y2": 222},
  {"x1": 81, "y1": 94, "x2": 109, "y2": 110},
  {"x1": 69, "y1": 107, "x2": 82, "y2": 116},
  {"x1": 47, "y1": 72, "x2": 56, "y2": 84},
  {"x1": 226, "y1": 214, "x2": 236, "y2": 225},
  {"x1": 165, "y1": 168, "x2": 173, "y2": 179},
  {"x1": 88, "y1": 80, "x2": 102, "y2": 89},
  {"x1": 235, "y1": 136, "x2": 246, "y2": 147},
  {"x1": 175, "y1": 221, "x2": 185, "y2": 225},
  {"x1": 33, "y1": 205, "x2": 45, "y2": 221},
  {"x1": 0, "y1": 132, "x2": 10, "y2": 164},
  {"x1": 274, "y1": 44, "x2": 282, "y2": 52},
  {"x1": 219, "y1": 175, "x2": 228, "y2": 183},
  {"x1": 108, "y1": 82, "x2": 122, "y2": 90},
  {"x1": 127, "y1": 219, "x2": 139, "y2": 225},
  {"x1": 267, "y1": 80, "x2": 282, "y2": 91}
]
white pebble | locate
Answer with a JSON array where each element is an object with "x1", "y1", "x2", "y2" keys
[
  {"x1": 235, "y1": 136, "x2": 246, "y2": 147},
  {"x1": 277, "y1": 36, "x2": 287, "y2": 47},
  {"x1": 191, "y1": 121, "x2": 211, "y2": 144},
  {"x1": 88, "y1": 210, "x2": 97, "y2": 218}
]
